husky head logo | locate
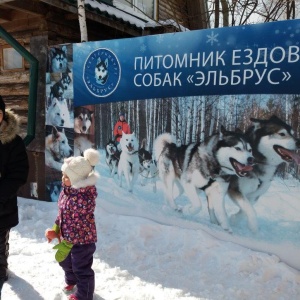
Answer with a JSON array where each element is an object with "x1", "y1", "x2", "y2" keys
[
  {"x1": 83, "y1": 48, "x2": 121, "y2": 97},
  {"x1": 95, "y1": 58, "x2": 108, "y2": 85}
]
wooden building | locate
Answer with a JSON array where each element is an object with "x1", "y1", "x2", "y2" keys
[{"x1": 0, "y1": 0, "x2": 208, "y2": 200}]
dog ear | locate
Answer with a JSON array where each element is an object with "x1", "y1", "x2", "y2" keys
[
  {"x1": 62, "y1": 45, "x2": 67, "y2": 55},
  {"x1": 250, "y1": 117, "x2": 265, "y2": 130},
  {"x1": 51, "y1": 126, "x2": 60, "y2": 140},
  {"x1": 219, "y1": 125, "x2": 227, "y2": 139},
  {"x1": 50, "y1": 48, "x2": 57, "y2": 58},
  {"x1": 235, "y1": 128, "x2": 243, "y2": 134}
]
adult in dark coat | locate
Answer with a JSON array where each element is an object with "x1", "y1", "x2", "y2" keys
[{"x1": 0, "y1": 96, "x2": 29, "y2": 298}]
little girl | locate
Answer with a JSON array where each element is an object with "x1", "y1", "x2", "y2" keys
[{"x1": 45, "y1": 148, "x2": 100, "y2": 300}]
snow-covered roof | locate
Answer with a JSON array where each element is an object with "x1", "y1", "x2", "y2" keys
[
  {"x1": 84, "y1": 0, "x2": 157, "y2": 29},
  {"x1": 63, "y1": 0, "x2": 187, "y2": 32}
]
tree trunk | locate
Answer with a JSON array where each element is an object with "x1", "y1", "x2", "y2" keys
[{"x1": 78, "y1": 0, "x2": 88, "y2": 42}]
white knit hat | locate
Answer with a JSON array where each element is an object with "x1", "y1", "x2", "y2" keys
[{"x1": 61, "y1": 148, "x2": 100, "y2": 186}]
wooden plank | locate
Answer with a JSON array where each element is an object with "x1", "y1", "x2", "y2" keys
[
  {"x1": 0, "y1": 70, "x2": 30, "y2": 84},
  {"x1": 0, "y1": 8, "x2": 13, "y2": 22},
  {"x1": 1, "y1": 17, "x2": 47, "y2": 33},
  {"x1": 0, "y1": 84, "x2": 29, "y2": 96},
  {"x1": 2, "y1": 0, "x2": 47, "y2": 17},
  {"x1": 5, "y1": 98, "x2": 28, "y2": 110}
]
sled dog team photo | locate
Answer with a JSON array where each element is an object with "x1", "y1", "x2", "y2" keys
[{"x1": 99, "y1": 112, "x2": 300, "y2": 234}]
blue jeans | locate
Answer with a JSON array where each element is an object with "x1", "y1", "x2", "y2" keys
[{"x1": 59, "y1": 243, "x2": 96, "y2": 300}]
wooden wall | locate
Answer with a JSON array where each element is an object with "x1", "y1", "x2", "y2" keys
[
  {"x1": 158, "y1": 0, "x2": 208, "y2": 30},
  {"x1": 0, "y1": 37, "x2": 31, "y2": 138}
]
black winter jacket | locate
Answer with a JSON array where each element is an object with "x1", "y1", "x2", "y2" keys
[{"x1": 0, "y1": 110, "x2": 29, "y2": 229}]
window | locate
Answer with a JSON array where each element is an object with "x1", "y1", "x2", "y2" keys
[
  {"x1": 117, "y1": 0, "x2": 156, "y2": 19},
  {"x1": 1, "y1": 45, "x2": 24, "y2": 71}
]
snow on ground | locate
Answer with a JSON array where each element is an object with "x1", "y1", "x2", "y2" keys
[{"x1": 2, "y1": 149, "x2": 300, "y2": 300}]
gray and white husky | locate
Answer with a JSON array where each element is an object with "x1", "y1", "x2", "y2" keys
[
  {"x1": 208, "y1": 115, "x2": 300, "y2": 232},
  {"x1": 118, "y1": 132, "x2": 140, "y2": 192},
  {"x1": 106, "y1": 140, "x2": 120, "y2": 177},
  {"x1": 154, "y1": 127, "x2": 254, "y2": 218}
]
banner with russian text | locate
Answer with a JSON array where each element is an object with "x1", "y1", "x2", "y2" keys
[{"x1": 45, "y1": 19, "x2": 300, "y2": 270}]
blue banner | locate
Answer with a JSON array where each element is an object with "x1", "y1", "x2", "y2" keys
[{"x1": 73, "y1": 19, "x2": 300, "y2": 106}]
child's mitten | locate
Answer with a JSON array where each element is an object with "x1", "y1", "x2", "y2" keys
[{"x1": 52, "y1": 240, "x2": 73, "y2": 262}]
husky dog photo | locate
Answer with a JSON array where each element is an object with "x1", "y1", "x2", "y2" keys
[
  {"x1": 48, "y1": 45, "x2": 70, "y2": 73},
  {"x1": 49, "y1": 72, "x2": 72, "y2": 99},
  {"x1": 105, "y1": 140, "x2": 120, "y2": 177},
  {"x1": 74, "y1": 106, "x2": 94, "y2": 134},
  {"x1": 219, "y1": 115, "x2": 300, "y2": 232},
  {"x1": 45, "y1": 125, "x2": 73, "y2": 172},
  {"x1": 154, "y1": 126, "x2": 254, "y2": 218},
  {"x1": 46, "y1": 97, "x2": 73, "y2": 128},
  {"x1": 139, "y1": 139, "x2": 158, "y2": 192},
  {"x1": 118, "y1": 132, "x2": 140, "y2": 193}
]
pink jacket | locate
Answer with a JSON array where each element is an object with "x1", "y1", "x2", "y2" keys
[{"x1": 55, "y1": 183, "x2": 98, "y2": 245}]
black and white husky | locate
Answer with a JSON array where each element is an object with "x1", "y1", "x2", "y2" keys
[
  {"x1": 95, "y1": 58, "x2": 108, "y2": 85},
  {"x1": 138, "y1": 139, "x2": 158, "y2": 192},
  {"x1": 50, "y1": 46, "x2": 68, "y2": 73},
  {"x1": 209, "y1": 115, "x2": 300, "y2": 232},
  {"x1": 106, "y1": 140, "x2": 120, "y2": 177},
  {"x1": 50, "y1": 80, "x2": 64, "y2": 99},
  {"x1": 154, "y1": 127, "x2": 254, "y2": 218},
  {"x1": 118, "y1": 132, "x2": 140, "y2": 192},
  {"x1": 49, "y1": 73, "x2": 72, "y2": 100}
]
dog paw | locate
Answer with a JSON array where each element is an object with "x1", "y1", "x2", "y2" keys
[
  {"x1": 223, "y1": 226, "x2": 233, "y2": 234},
  {"x1": 175, "y1": 206, "x2": 183, "y2": 213},
  {"x1": 182, "y1": 205, "x2": 201, "y2": 215}
]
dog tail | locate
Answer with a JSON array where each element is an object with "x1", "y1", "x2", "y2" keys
[{"x1": 153, "y1": 133, "x2": 175, "y2": 161}]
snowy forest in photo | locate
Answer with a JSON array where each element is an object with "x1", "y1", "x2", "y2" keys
[{"x1": 95, "y1": 93, "x2": 300, "y2": 175}]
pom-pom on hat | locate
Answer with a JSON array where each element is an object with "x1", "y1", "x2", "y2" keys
[
  {"x1": 61, "y1": 148, "x2": 100, "y2": 186},
  {"x1": 0, "y1": 95, "x2": 6, "y2": 119}
]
